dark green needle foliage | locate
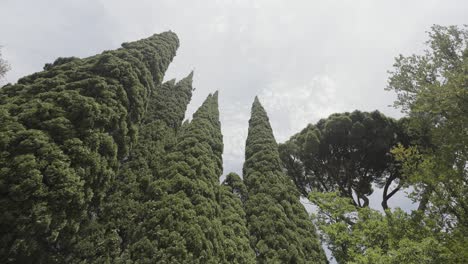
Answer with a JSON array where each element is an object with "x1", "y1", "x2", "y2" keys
[
  {"x1": 279, "y1": 111, "x2": 407, "y2": 209},
  {"x1": 0, "y1": 32, "x2": 179, "y2": 262},
  {"x1": 72, "y1": 72, "x2": 195, "y2": 262},
  {"x1": 117, "y1": 73, "x2": 195, "y2": 200},
  {"x1": 220, "y1": 173, "x2": 256, "y2": 263},
  {"x1": 243, "y1": 97, "x2": 327, "y2": 264},
  {"x1": 144, "y1": 71, "x2": 194, "y2": 128},
  {"x1": 123, "y1": 92, "x2": 226, "y2": 263}
]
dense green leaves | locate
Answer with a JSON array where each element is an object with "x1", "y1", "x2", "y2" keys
[
  {"x1": 311, "y1": 192, "x2": 452, "y2": 264},
  {"x1": 220, "y1": 173, "x2": 256, "y2": 263},
  {"x1": 121, "y1": 92, "x2": 226, "y2": 263},
  {"x1": 279, "y1": 110, "x2": 407, "y2": 209},
  {"x1": 144, "y1": 71, "x2": 194, "y2": 128},
  {"x1": 387, "y1": 25, "x2": 468, "y2": 261},
  {"x1": 0, "y1": 32, "x2": 179, "y2": 262},
  {"x1": 105, "y1": 92, "x2": 224, "y2": 263},
  {"x1": 308, "y1": 24, "x2": 468, "y2": 264},
  {"x1": 243, "y1": 97, "x2": 327, "y2": 263},
  {"x1": 74, "y1": 73, "x2": 196, "y2": 263}
]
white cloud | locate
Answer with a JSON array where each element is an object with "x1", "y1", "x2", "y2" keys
[
  {"x1": 221, "y1": 101, "x2": 250, "y2": 176},
  {"x1": 220, "y1": 75, "x2": 345, "y2": 176},
  {"x1": 212, "y1": 16, "x2": 228, "y2": 33},
  {"x1": 260, "y1": 75, "x2": 343, "y2": 142}
]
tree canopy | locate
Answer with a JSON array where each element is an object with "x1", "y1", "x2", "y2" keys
[
  {"x1": 386, "y1": 24, "x2": 468, "y2": 261},
  {"x1": 279, "y1": 110, "x2": 408, "y2": 209},
  {"x1": 303, "y1": 25, "x2": 468, "y2": 264}
]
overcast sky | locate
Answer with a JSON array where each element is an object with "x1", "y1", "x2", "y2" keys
[{"x1": 1, "y1": 0, "x2": 467, "y2": 213}]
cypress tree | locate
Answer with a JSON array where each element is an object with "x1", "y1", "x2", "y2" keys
[
  {"x1": 73, "y1": 72, "x2": 195, "y2": 262},
  {"x1": 144, "y1": 71, "x2": 194, "y2": 128},
  {"x1": 124, "y1": 92, "x2": 225, "y2": 263},
  {"x1": 220, "y1": 173, "x2": 256, "y2": 263},
  {"x1": 0, "y1": 32, "x2": 179, "y2": 262},
  {"x1": 115, "y1": 72, "x2": 195, "y2": 202},
  {"x1": 243, "y1": 97, "x2": 327, "y2": 263}
]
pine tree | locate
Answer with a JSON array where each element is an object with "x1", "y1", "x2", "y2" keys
[
  {"x1": 123, "y1": 92, "x2": 225, "y2": 263},
  {"x1": 0, "y1": 32, "x2": 179, "y2": 263},
  {"x1": 220, "y1": 173, "x2": 256, "y2": 263},
  {"x1": 243, "y1": 97, "x2": 327, "y2": 263},
  {"x1": 279, "y1": 110, "x2": 403, "y2": 209}
]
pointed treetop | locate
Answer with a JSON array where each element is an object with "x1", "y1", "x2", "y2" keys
[
  {"x1": 178, "y1": 70, "x2": 194, "y2": 84},
  {"x1": 167, "y1": 78, "x2": 177, "y2": 85},
  {"x1": 243, "y1": 97, "x2": 282, "y2": 176},
  {"x1": 193, "y1": 94, "x2": 212, "y2": 118},
  {"x1": 185, "y1": 92, "x2": 222, "y2": 174},
  {"x1": 144, "y1": 85, "x2": 224, "y2": 263},
  {"x1": 242, "y1": 98, "x2": 328, "y2": 264},
  {"x1": 120, "y1": 31, "x2": 180, "y2": 84},
  {"x1": 192, "y1": 92, "x2": 220, "y2": 123},
  {"x1": 122, "y1": 31, "x2": 179, "y2": 50},
  {"x1": 175, "y1": 71, "x2": 194, "y2": 96},
  {"x1": 144, "y1": 71, "x2": 193, "y2": 127}
]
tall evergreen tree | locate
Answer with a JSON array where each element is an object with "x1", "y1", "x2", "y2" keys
[
  {"x1": 144, "y1": 71, "x2": 194, "y2": 128},
  {"x1": 0, "y1": 32, "x2": 179, "y2": 263},
  {"x1": 243, "y1": 97, "x2": 327, "y2": 263},
  {"x1": 220, "y1": 173, "x2": 256, "y2": 263},
  {"x1": 123, "y1": 92, "x2": 225, "y2": 263},
  {"x1": 117, "y1": 72, "x2": 195, "y2": 202},
  {"x1": 73, "y1": 72, "x2": 195, "y2": 262}
]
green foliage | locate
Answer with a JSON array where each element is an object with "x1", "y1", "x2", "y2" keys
[
  {"x1": 121, "y1": 92, "x2": 226, "y2": 263},
  {"x1": 0, "y1": 32, "x2": 179, "y2": 262},
  {"x1": 220, "y1": 173, "x2": 256, "y2": 263},
  {"x1": 243, "y1": 97, "x2": 327, "y2": 263},
  {"x1": 71, "y1": 72, "x2": 195, "y2": 263},
  {"x1": 310, "y1": 191, "x2": 452, "y2": 264},
  {"x1": 279, "y1": 110, "x2": 407, "y2": 209},
  {"x1": 387, "y1": 25, "x2": 468, "y2": 260},
  {"x1": 144, "y1": 71, "x2": 194, "y2": 129}
]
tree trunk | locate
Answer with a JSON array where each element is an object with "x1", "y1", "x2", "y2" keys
[{"x1": 381, "y1": 172, "x2": 401, "y2": 211}]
